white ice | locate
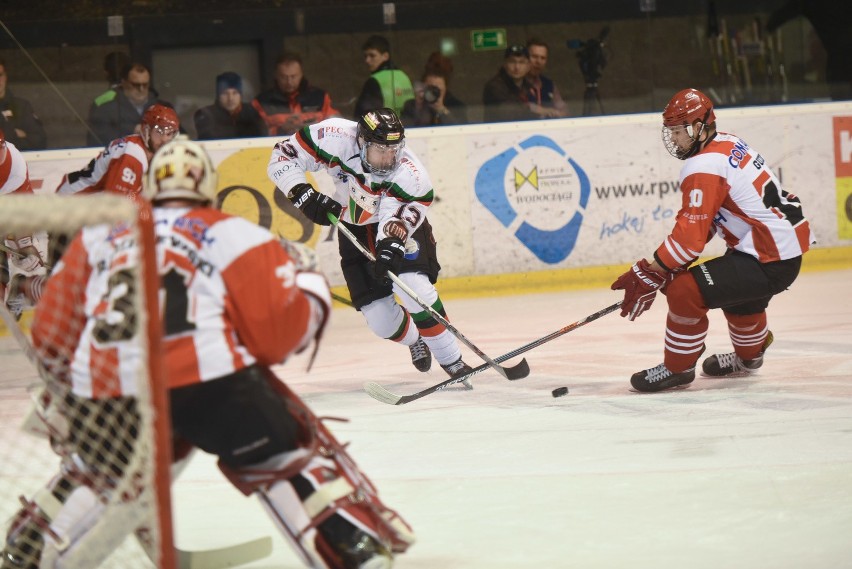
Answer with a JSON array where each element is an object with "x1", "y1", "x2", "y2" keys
[{"x1": 170, "y1": 268, "x2": 852, "y2": 569}]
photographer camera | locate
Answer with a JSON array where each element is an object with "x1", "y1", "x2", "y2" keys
[
  {"x1": 567, "y1": 26, "x2": 610, "y2": 116},
  {"x1": 401, "y1": 54, "x2": 468, "y2": 127}
]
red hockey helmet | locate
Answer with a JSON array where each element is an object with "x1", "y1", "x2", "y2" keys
[
  {"x1": 141, "y1": 103, "x2": 179, "y2": 135},
  {"x1": 662, "y1": 88, "x2": 716, "y2": 128},
  {"x1": 661, "y1": 89, "x2": 716, "y2": 160}
]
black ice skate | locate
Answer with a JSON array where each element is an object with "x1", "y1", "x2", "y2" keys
[
  {"x1": 631, "y1": 362, "x2": 696, "y2": 393},
  {"x1": 701, "y1": 331, "x2": 774, "y2": 378},
  {"x1": 335, "y1": 530, "x2": 393, "y2": 569},
  {"x1": 441, "y1": 357, "x2": 473, "y2": 390},
  {"x1": 408, "y1": 337, "x2": 431, "y2": 372}
]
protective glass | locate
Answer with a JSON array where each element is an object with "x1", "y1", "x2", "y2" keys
[
  {"x1": 152, "y1": 125, "x2": 178, "y2": 137},
  {"x1": 361, "y1": 140, "x2": 405, "y2": 175},
  {"x1": 661, "y1": 124, "x2": 695, "y2": 160}
]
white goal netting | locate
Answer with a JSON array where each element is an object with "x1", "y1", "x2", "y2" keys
[{"x1": 0, "y1": 195, "x2": 172, "y2": 569}]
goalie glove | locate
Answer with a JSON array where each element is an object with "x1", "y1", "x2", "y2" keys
[
  {"x1": 279, "y1": 239, "x2": 320, "y2": 273},
  {"x1": 373, "y1": 237, "x2": 405, "y2": 285},
  {"x1": 286, "y1": 183, "x2": 342, "y2": 226},
  {"x1": 610, "y1": 259, "x2": 671, "y2": 321}
]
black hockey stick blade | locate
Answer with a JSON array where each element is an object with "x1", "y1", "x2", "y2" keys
[
  {"x1": 498, "y1": 357, "x2": 529, "y2": 380},
  {"x1": 363, "y1": 301, "x2": 621, "y2": 405}
]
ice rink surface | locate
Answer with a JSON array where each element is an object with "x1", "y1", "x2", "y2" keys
[
  {"x1": 173, "y1": 268, "x2": 852, "y2": 569},
  {"x1": 2, "y1": 269, "x2": 850, "y2": 568}
]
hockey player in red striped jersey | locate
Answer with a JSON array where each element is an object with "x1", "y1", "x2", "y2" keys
[
  {"x1": 55, "y1": 103, "x2": 179, "y2": 204},
  {"x1": 611, "y1": 88, "x2": 813, "y2": 392},
  {"x1": 6, "y1": 137, "x2": 413, "y2": 568},
  {"x1": 267, "y1": 108, "x2": 473, "y2": 385}
]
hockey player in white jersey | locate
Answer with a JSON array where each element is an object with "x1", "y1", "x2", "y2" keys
[{"x1": 267, "y1": 108, "x2": 473, "y2": 383}]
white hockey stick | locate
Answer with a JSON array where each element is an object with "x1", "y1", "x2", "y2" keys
[
  {"x1": 0, "y1": 303, "x2": 273, "y2": 569},
  {"x1": 177, "y1": 536, "x2": 274, "y2": 569},
  {"x1": 329, "y1": 213, "x2": 529, "y2": 380}
]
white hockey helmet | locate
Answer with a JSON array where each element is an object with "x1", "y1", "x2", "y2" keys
[{"x1": 144, "y1": 135, "x2": 218, "y2": 204}]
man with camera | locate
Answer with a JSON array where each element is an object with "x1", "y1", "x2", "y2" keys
[{"x1": 400, "y1": 70, "x2": 467, "y2": 127}]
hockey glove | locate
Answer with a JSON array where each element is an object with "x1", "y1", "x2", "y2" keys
[
  {"x1": 610, "y1": 259, "x2": 670, "y2": 321},
  {"x1": 279, "y1": 239, "x2": 320, "y2": 272},
  {"x1": 286, "y1": 183, "x2": 342, "y2": 226},
  {"x1": 373, "y1": 237, "x2": 406, "y2": 284}
]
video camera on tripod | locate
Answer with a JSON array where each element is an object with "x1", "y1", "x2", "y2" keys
[{"x1": 567, "y1": 26, "x2": 610, "y2": 115}]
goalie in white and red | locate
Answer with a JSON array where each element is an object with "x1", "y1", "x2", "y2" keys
[{"x1": 3, "y1": 137, "x2": 414, "y2": 568}]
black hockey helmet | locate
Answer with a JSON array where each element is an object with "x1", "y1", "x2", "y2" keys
[
  {"x1": 357, "y1": 108, "x2": 406, "y2": 175},
  {"x1": 357, "y1": 108, "x2": 405, "y2": 146}
]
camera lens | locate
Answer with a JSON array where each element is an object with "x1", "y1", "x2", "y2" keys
[{"x1": 423, "y1": 85, "x2": 441, "y2": 103}]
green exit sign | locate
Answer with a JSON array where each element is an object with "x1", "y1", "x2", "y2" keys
[{"x1": 471, "y1": 29, "x2": 506, "y2": 52}]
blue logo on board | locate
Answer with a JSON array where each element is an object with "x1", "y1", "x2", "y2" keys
[{"x1": 474, "y1": 135, "x2": 590, "y2": 263}]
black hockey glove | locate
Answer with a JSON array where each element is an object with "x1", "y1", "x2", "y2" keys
[
  {"x1": 373, "y1": 237, "x2": 406, "y2": 284},
  {"x1": 286, "y1": 183, "x2": 342, "y2": 226}
]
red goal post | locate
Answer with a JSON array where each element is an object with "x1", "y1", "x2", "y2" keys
[{"x1": 0, "y1": 194, "x2": 174, "y2": 568}]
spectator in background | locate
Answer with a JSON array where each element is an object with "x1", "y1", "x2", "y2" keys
[
  {"x1": 767, "y1": 0, "x2": 852, "y2": 101},
  {"x1": 252, "y1": 53, "x2": 338, "y2": 136},
  {"x1": 526, "y1": 38, "x2": 568, "y2": 118},
  {"x1": 102, "y1": 51, "x2": 131, "y2": 89},
  {"x1": 0, "y1": 58, "x2": 47, "y2": 151},
  {"x1": 401, "y1": 52, "x2": 467, "y2": 126},
  {"x1": 195, "y1": 72, "x2": 266, "y2": 140},
  {"x1": 86, "y1": 62, "x2": 172, "y2": 147},
  {"x1": 354, "y1": 35, "x2": 414, "y2": 118},
  {"x1": 482, "y1": 45, "x2": 538, "y2": 123}
]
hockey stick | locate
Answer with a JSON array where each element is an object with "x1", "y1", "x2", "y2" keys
[
  {"x1": 364, "y1": 301, "x2": 622, "y2": 405},
  {"x1": 0, "y1": 303, "x2": 273, "y2": 569},
  {"x1": 329, "y1": 213, "x2": 529, "y2": 380},
  {"x1": 331, "y1": 291, "x2": 354, "y2": 307},
  {"x1": 177, "y1": 536, "x2": 273, "y2": 569}
]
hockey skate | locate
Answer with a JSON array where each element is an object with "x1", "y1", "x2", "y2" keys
[
  {"x1": 408, "y1": 337, "x2": 431, "y2": 372},
  {"x1": 441, "y1": 357, "x2": 473, "y2": 390},
  {"x1": 334, "y1": 530, "x2": 393, "y2": 569},
  {"x1": 701, "y1": 331, "x2": 773, "y2": 378},
  {"x1": 631, "y1": 362, "x2": 696, "y2": 393}
]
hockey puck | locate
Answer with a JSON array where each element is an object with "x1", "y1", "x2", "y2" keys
[{"x1": 552, "y1": 386, "x2": 569, "y2": 398}]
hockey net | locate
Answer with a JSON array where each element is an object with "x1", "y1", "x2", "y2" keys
[{"x1": 0, "y1": 195, "x2": 174, "y2": 568}]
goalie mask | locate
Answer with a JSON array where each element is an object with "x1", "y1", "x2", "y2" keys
[
  {"x1": 144, "y1": 136, "x2": 218, "y2": 204},
  {"x1": 661, "y1": 88, "x2": 716, "y2": 160},
  {"x1": 357, "y1": 108, "x2": 405, "y2": 176}
]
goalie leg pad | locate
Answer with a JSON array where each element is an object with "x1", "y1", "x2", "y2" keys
[
  {"x1": 216, "y1": 371, "x2": 415, "y2": 568},
  {"x1": 2, "y1": 471, "x2": 138, "y2": 569}
]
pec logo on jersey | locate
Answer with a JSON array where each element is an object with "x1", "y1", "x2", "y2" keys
[{"x1": 474, "y1": 135, "x2": 590, "y2": 263}]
